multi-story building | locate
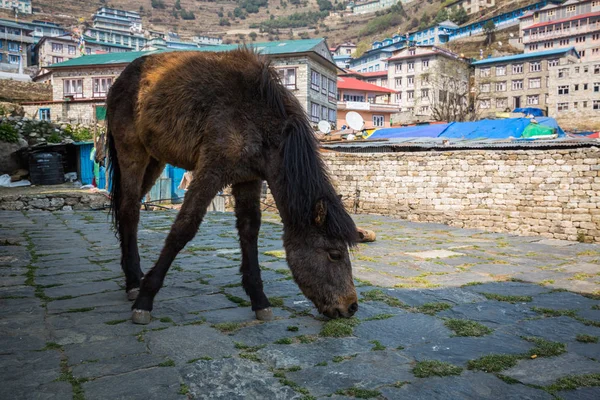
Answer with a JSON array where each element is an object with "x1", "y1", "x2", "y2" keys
[
  {"x1": 444, "y1": 0, "x2": 495, "y2": 16},
  {"x1": 336, "y1": 76, "x2": 398, "y2": 128},
  {"x1": 349, "y1": 47, "x2": 395, "y2": 73},
  {"x1": 33, "y1": 35, "x2": 131, "y2": 67},
  {"x1": 83, "y1": 27, "x2": 147, "y2": 51},
  {"x1": 332, "y1": 42, "x2": 357, "y2": 56},
  {"x1": 519, "y1": 0, "x2": 600, "y2": 62},
  {"x1": 93, "y1": 7, "x2": 142, "y2": 34},
  {"x1": 0, "y1": 0, "x2": 31, "y2": 14},
  {"x1": 22, "y1": 39, "x2": 340, "y2": 128},
  {"x1": 547, "y1": 60, "x2": 600, "y2": 130},
  {"x1": 193, "y1": 35, "x2": 223, "y2": 46},
  {"x1": 0, "y1": 19, "x2": 33, "y2": 72},
  {"x1": 472, "y1": 47, "x2": 580, "y2": 116},
  {"x1": 351, "y1": 0, "x2": 403, "y2": 15},
  {"x1": 387, "y1": 45, "x2": 470, "y2": 123},
  {"x1": 18, "y1": 20, "x2": 67, "y2": 43}
]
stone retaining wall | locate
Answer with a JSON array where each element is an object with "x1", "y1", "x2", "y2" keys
[
  {"x1": 321, "y1": 147, "x2": 600, "y2": 243},
  {"x1": 0, "y1": 80, "x2": 52, "y2": 103},
  {"x1": 0, "y1": 192, "x2": 110, "y2": 211}
]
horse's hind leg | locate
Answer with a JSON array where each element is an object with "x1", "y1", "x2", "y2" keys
[
  {"x1": 233, "y1": 180, "x2": 272, "y2": 321},
  {"x1": 131, "y1": 167, "x2": 224, "y2": 324}
]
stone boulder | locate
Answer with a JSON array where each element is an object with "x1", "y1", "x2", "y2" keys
[{"x1": 0, "y1": 138, "x2": 28, "y2": 174}]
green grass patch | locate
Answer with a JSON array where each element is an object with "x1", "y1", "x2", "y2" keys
[
  {"x1": 481, "y1": 293, "x2": 532, "y2": 303},
  {"x1": 212, "y1": 322, "x2": 243, "y2": 333},
  {"x1": 547, "y1": 373, "x2": 600, "y2": 392},
  {"x1": 413, "y1": 360, "x2": 463, "y2": 378},
  {"x1": 264, "y1": 250, "x2": 286, "y2": 258},
  {"x1": 234, "y1": 342, "x2": 266, "y2": 352},
  {"x1": 361, "y1": 289, "x2": 405, "y2": 308},
  {"x1": 187, "y1": 245, "x2": 217, "y2": 252},
  {"x1": 274, "y1": 337, "x2": 294, "y2": 345},
  {"x1": 65, "y1": 307, "x2": 95, "y2": 313},
  {"x1": 277, "y1": 378, "x2": 310, "y2": 395},
  {"x1": 363, "y1": 313, "x2": 395, "y2": 321},
  {"x1": 531, "y1": 307, "x2": 577, "y2": 318},
  {"x1": 296, "y1": 335, "x2": 317, "y2": 344},
  {"x1": 417, "y1": 302, "x2": 452, "y2": 315},
  {"x1": 159, "y1": 316, "x2": 174, "y2": 323},
  {"x1": 332, "y1": 354, "x2": 358, "y2": 363},
  {"x1": 576, "y1": 334, "x2": 599, "y2": 343},
  {"x1": 370, "y1": 340, "x2": 385, "y2": 351},
  {"x1": 269, "y1": 297, "x2": 285, "y2": 307},
  {"x1": 467, "y1": 354, "x2": 522, "y2": 373},
  {"x1": 444, "y1": 319, "x2": 493, "y2": 337},
  {"x1": 315, "y1": 361, "x2": 328, "y2": 366},
  {"x1": 104, "y1": 319, "x2": 128, "y2": 325},
  {"x1": 320, "y1": 318, "x2": 360, "y2": 338},
  {"x1": 158, "y1": 359, "x2": 175, "y2": 367},
  {"x1": 287, "y1": 366, "x2": 301, "y2": 372},
  {"x1": 497, "y1": 374, "x2": 520, "y2": 384},
  {"x1": 239, "y1": 352, "x2": 262, "y2": 362},
  {"x1": 224, "y1": 293, "x2": 251, "y2": 307},
  {"x1": 335, "y1": 387, "x2": 381, "y2": 398},
  {"x1": 39, "y1": 342, "x2": 62, "y2": 351},
  {"x1": 286, "y1": 326, "x2": 299, "y2": 332},
  {"x1": 524, "y1": 337, "x2": 566, "y2": 357},
  {"x1": 178, "y1": 383, "x2": 190, "y2": 395}
]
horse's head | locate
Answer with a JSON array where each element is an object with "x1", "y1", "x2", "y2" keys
[{"x1": 283, "y1": 198, "x2": 358, "y2": 319}]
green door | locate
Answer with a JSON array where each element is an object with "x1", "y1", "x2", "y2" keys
[{"x1": 95, "y1": 106, "x2": 107, "y2": 121}]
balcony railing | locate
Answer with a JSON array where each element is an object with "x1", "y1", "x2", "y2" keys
[
  {"x1": 337, "y1": 101, "x2": 400, "y2": 112},
  {"x1": 524, "y1": 24, "x2": 599, "y2": 43}
]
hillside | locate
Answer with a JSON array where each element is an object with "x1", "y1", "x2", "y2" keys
[{"x1": 0, "y1": 0, "x2": 535, "y2": 49}]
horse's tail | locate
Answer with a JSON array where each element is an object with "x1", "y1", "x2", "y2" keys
[{"x1": 106, "y1": 110, "x2": 121, "y2": 234}]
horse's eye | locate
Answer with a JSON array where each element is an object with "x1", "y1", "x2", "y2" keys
[{"x1": 327, "y1": 250, "x2": 342, "y2": 262}]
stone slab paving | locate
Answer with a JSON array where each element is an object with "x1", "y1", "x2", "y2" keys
[{"x1": 0, "y1": 210, "x2": 599, "y2": 399}]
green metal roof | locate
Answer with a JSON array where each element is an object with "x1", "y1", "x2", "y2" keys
[{"x1": 48, "y1": 38, "x2": 328, "y2": 68}]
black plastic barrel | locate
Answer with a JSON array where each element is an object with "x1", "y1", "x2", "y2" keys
[{"x1": 29, "y1": 152, "x2": 64, "y2": 185}]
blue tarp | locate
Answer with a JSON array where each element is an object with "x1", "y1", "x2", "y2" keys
[
  {"x1": 368, "y1": 117, "x2": 564, "y2": 141},
  {"x1": 513, "y1": 107, "x2": 545, "y2": 117}
]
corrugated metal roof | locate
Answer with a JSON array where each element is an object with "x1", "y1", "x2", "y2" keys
[
  {"x1": 47, "y1": 38, "x2": 327, "y2": 69},
  {"x1": 337, "y1": 77, "x2": 395, "y2": 93},
  {"x1": 472, "y1": 47, "x2": 578, "y2": 65}
]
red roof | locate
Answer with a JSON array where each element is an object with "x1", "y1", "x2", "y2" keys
[
  {"x1": 524, "y1": 11, "x2": 600, "y2": 30},
  {"x1": 337, "y1": 77, "x2": 395, "y2": 93},
  {"x1": 359, "y1": 71, "x2": 388, "y2": 78}
]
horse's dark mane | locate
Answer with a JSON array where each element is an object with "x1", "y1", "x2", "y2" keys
[{"x1": 256, "y1": 61, "x2": 357, "y2": 246}]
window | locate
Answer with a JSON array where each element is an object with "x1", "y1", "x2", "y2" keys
[
  {"x1": 421, "y1": 74, "x2": 429, "y2": 84},
  {"x1": 583, "y1": 101, "x2": 588, "y2": 108},
  {"x1": 328, "y1": 108, "x2": 336, "y2": 123},
  {"x1": 558, "y1": 85, "x2": 569, "y2": 95},
  {"x1": 422, "y1": 59, "x2": 429, "y2": 69},
  {"x1": 310, "y1": 103, "x2": 319, "y2": 123},
  {"x1": 51, "y1": 43, "x2": 63, "y2": 52},
  {"x1": 342, "y1": 94, "x2": 365, "y2": 102},
  {"x1": 594, "y1": 83, "x2": 600, "y2": 92},
  {"x1": 574, "y1": 102, "x2": 578, "y2": 109},
  {"x1": 544, "y1": 41, "x2": 554, "y2": 48},
  {"x1": 407, "y1": 76, "x2": 414, "y2": 87},
  {"x1": 559, "y1": 39, "x2": 569, "y2": 46},
  {"x1": 373, "y1": 115, "x2": 384, "y2": 127},
  {"x1": 595, "y1": 65, "x2": 600, "y2": 74},
  {"x1": 558, "y1": 102, "x2": 569, "y2": 111},
  {"x1": 575, "y1": 36, "x2": 586, "y2": 43},
  {"x1": 594, "y1": 100, "x2": 600, "y2": 110},
  {"x1": 529, "y1": 44, "x2": 538, "y2": 51},
  {"x1": 574, "y1": 84, "x2": 579, "y2": 91},
  {"x1": 479, "y1": 99, "x2": 491, "y2": 109},
  {"x1": 328, "y1": 79, "x2": 336, "y2": 101},
  {"x1": 438, "y1": 90, "x2": 447, "y2": 102},
  {"x1": 395, "y1": 63, "x2": 402, "y2": 73},
  {"x1": 480, "y1": 67, "x2": 491, "y2": 77},
  {"x1": 8, "y1": 54, "x2": 19, "y2": 64},
  {"x1": 93, "y1": 77, "x2": 113, "y2": 97},
  {"x1": 63, "y1": 79, "x2": 83, "y2": 98},
  {"x1": 68, "y1": 45, "x2": 76, "y2": 55},
  {"x1": 496, "y1": 81, "x2": 506, "y2": 91},
  {"x1": 495, "y1": 65, "x2": 506, "y2": 76},
  {"x1": 321, "y1": 105, "x2": 328, "y2": 121},
  {"x1": 321, "y1": 76, "x2": 327, "y2": 95},
  {"x1": 409, "y1": 49, "x2": 415, "y2": 56},
  {"x1": 480, "y1": 83, "x2": 490, "y2": 93},
  {"x1": 52, "y1": 56, "x2": 63, "y2": 64},
  {"x1": 39, "y1": 108, "x2": 51, "y2": 122},
  {"x1": 496, "y1": 98, "x2": 507, "y2": 109},
  {"x1": 395, "y1": 92, "x2": 402, "y2": 103},
  {"x1": 85, "y1": 48, "x2": 92, "y2": 55},
  {"x1": 548, "y1": 59, "x2": 559, "y2": 67},
  {"x1": 529, "y1": 78, "x2": 541, "y2": 89},
  {"x1": 512, "y1": 80, "x2": 523, "y2": 90},
  {"x1": 584, "y1": 83, "x2": 589, "y2": 90},
  {"x1": 527, "y1": 95, "x2": 539, "y2": 105},
  {"x1": 407, "y1": 61, "x2": 414, "y2": 72},
  {"x1": 8, "y1": 42, "x2": 19, "y2": 52},
  {"x1": 566, "y1": 5, "x2": 576, "y2": 13},
  {"x1": 512, "y1": 64, "x2": 523, "y2": 74},
  {"x1": 530, "y1": 61, "x2": 541, "y2": 72},
  {"x1": 558, "y1": 68, "x2": 568, "y2": 78},
  {"x1": 310, "y1": 70, "x2": 320, "y2": 91},
  {"x1": 548, "y1": 10, "x2": 555, "y2": 17},
  {"x1": 419, "y1": 106, "x2": 430, "y2": 114},
  {"x1": 594, "y1": 34, "x2": 600, "y2": 41},
  {"x1": 277, "y1": 68, "x2": 296, "y2": 90},
  {"x1": 421, "y1": 88, "x2": 429, "y2": 98},
  {"x1": 407, "y1": 91, "x2": 414, "y2": 101},
  {"x1": 395, "y1": 78, "x2": 402, "y2": 88}
]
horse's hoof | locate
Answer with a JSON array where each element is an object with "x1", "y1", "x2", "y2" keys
[
  {"x1": 255, "y1": 308, "x2": 273, "y2": 321},
  {"x1": 127, "y1": 288, "x2": 140, "y2": 301},
  {"x1": 132, "y1": 309, "x2": 151, "y2": 325}
]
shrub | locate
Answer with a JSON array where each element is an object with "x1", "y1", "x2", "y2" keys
[{"x1": 0, "y1": 123, "x2": 18, "y2": 143}]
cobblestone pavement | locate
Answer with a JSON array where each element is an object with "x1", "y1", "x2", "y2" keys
[{"x1": 1, "y1": 210, "x2": 600, "y2": 400}]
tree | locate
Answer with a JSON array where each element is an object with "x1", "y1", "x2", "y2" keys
[
  {"x1": 317, "y1": 0, "x2": 333, "y2": 11},
  {"x1": 249, "y1": 31, "x2": 258, "y2": 41},
  {"x1": 174, "y1": 0, "x2": 181, "y2": 10},
  {"x1": 483, "y1": 20, "x2": 496, "y2": 45},
  {"x1": 434, "y1": 8, "x2": 448, "y2": 24},
  {"x1": 429, "y1": 61, "x2": 480, "y2": 122},
  {"x1": 450, "y1": 7, "x2": 468, "y2": 25}
]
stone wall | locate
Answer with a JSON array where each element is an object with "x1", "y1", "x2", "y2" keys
[
  {"x1": 321, "y1": 147, "x2": 600, "y2": 243},
  {"x1": 0, "y1": 80, "x2": 52, "y2": 102},
  {"x1": 0, "y1": 192, "x2": 110, "y2": 211}
]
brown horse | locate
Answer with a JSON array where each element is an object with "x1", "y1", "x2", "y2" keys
[{"x1": 105, "y1": 49, "x2": 359, "y2": 324}]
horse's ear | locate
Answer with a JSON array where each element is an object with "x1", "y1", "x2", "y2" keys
[{"x1": 314, "y1": 199, "x2": 327, "y2": 227}]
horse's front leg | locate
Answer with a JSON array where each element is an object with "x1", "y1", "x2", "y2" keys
[
  {"x1": 233, "y1": 180, "x2": 272, "y2": 321},
  {"x1": 131, "y1": 168, "x2": 224, "y2": 324}
]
